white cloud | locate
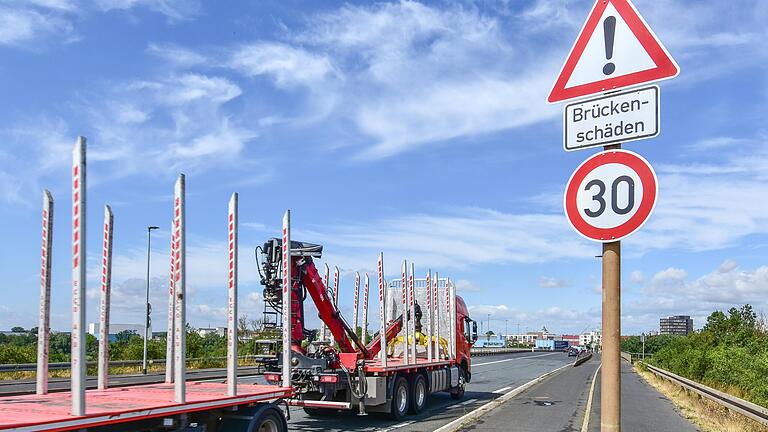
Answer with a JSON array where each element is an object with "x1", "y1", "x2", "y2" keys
[
  {"x1": 147, "y1": 43, "x2": 207, "y2": 67},
  {"x1": 0, "y1": 2, "x2": 77, "y2": 46},
  {"x1": 94, "y1": 0, "x2": 201, "y2": 21},
  {"x1": 455, "y1": 279, "x2": 480, "y2": 292},
  {"x1": 229, "y1": 42, "x2": 336, "y2": 89},
  {"x1": 630, "y1": 270, "x2": 644, "y2": 284},
  {"x1": 538, "y1": 276, "x2": 569, "y2": 289}
]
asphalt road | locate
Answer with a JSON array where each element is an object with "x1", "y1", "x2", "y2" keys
[
  {"x1": 0, "y1": 366, "x2": 263, "y2": 396},
  {"x1": 457, "y1": 354, "x2": 599, "y2": 432},
  {"x1": 237, "y1": 351, "x2": 573, "y2": 432}
]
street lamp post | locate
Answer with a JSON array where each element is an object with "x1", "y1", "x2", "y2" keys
[
  {"x1": 487, "y1": 314, "x2": 490, "y2": 341},
  {"x1": 143, "y1": 226, "x2": 159, "y2": 375}
]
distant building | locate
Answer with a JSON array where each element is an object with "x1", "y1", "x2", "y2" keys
[
  {"x1": 660, "y1": 316, "x2": 693, "y2": 335},
  {"x1": 560, "y1": 334, "x2": 580, "y2": 346},
  {"x1": 197, "y1": 327, "x2": 226, "y2": 337},
  {"x1": 504, "y1": 326, "x2": 553, "y2": 346},
  {"x1": 473, "y1": 334, "x2": 505, "y2": 348},
  {"x1": 580, "y1": 330, "x2": 601, "y2": 347}
]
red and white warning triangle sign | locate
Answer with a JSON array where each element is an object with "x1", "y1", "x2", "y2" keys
[{"x1": 548, "y1": 0, "x2": 679, "y2": 103}]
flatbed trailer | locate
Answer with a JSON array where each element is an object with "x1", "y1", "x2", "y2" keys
[
  {"x1": 5, "y1": 138, "x2": 294, "y2": 432},
  {"x1": 0, "y1": 382, "x2": 292, "y2": 432}
]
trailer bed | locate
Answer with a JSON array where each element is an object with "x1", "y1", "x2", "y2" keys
[{"x1": 0, "y1": 381, "x2": 292, "y2": 431}]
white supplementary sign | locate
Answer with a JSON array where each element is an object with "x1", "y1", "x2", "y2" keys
[
  {"x1": 548, "y1": 0, "x2": 678, "y2": 104},
  {"x1": 564, "y1": 86, "x2": 658, "y2": 151}
]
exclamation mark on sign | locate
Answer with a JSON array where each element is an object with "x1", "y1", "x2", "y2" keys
[{"x1": 603, "y1": 16, "x2": 616, "y2": 75}]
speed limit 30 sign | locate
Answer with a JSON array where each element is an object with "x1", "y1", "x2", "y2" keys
[{"x1": 564, "y1": 149, "x2": 657, "y2": 242}]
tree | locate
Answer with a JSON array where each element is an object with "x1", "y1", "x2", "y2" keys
[{"x1": 11, "y1": 326, "x2": 25, "y2": 333}]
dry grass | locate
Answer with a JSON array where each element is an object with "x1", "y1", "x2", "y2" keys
[{"x1": 635, "y1": 364, "x2": 768, "y2": 432}]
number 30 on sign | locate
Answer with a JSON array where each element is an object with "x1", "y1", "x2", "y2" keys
[{"x1": 564, "y1": 149, "x2": 657, "y2": 242}]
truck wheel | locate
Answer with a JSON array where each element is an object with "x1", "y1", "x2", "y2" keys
[
  {"x1": 389, "y1": 376, "x2": 410, "y2": 420},
  {"x1": 409, "y1": 374, "x2": 427, "y2": 414},
  {"x1": 252, "y1": 408, "x2": 286, "y2": 432},
  {"x1": 450, "y1": 368, "x2": 466, "y2": 400}
]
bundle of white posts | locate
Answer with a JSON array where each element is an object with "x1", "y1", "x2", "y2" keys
[
  {"x1": 281, "y1": 210, "x2": 292, "y2": 388},
  {"x1": 173, "y1": 175, "x2": 186, "y2": 403},
  {"x1": 71, "y1": 137, "x2": 86, "y2": 416}
]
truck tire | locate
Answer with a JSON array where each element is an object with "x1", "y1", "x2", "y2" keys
[
  {"x1": 252, "y1": 408, "x2": 286, "y2": 432},
  {"x1": 389, "y1": 376, "x2": 410, "y2": 420},
  {"x1": 408, "y1": 374, "x2": 427, "y2": 414},
  {"x1": 450, "y1": 368, "x2": 466, "y2": 400}
]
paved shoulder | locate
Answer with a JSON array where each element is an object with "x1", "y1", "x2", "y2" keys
[
  {"x1": 456, "y1": 356, "x2": 599, "y2": 432},
  {"x1": 588, "y1": 358, "x2": 699, "y2": 432}
]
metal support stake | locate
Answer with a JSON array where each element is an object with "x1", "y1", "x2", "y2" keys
[
  {"x1": 601, "y1": 240, "x2": 621, "y2": 432},
  {"x1": 377, "y1": 253, "x2": 387, "y2": 368},
  {"x1": 173, "y1": 174, "x2": 186, "y2": 403},
  {"x1": 37, "y1": 190, "x2": 54, "y2": 395},
  {"x1": 98, "y1": 206, "x2": 114, "y2": 390},
  {"x1": 408, "y1": 263, "x2": 416, "y2": 362},
  {"x1": 401, "y1": 260, "x2": 409, "y2": 365},
  {"x1": 227, "y1": 193, "x2": 238, "y2": 396},
  {"x1": 71, "y1": 137, "x2": 86, "y2": 416},
  {"x1": 434, "y1": 272, "x2": 440, "y2": 359},
  {"x1": 426, "y1": 270, "x2": 432, "y2": 362},
  {"x1": 281, "y1": 210, "x2": 292, "y2": 388},
  {"x1": 353, "y1": 272, "x2": 360, "y2": 338},
  {"x1": 362, "y1": 274, "x2": 370, "y2": 345}
]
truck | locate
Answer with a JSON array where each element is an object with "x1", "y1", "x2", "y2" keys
[
  {"x1": 256, "y1": 218, "x2": 479, "y2": 420},
  {"x1": 0, "y1": 138, "x2": 292, "y2": 432}
]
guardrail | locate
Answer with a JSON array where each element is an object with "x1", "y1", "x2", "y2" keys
[
  {"x1": 0, "y1": 355, "x2": 264, "y2": 373},
  {"x1": 643, "y1": 363, "x2": 768, "y2": 427},
  {"x1": 573, "y1": 352, "x2": 592, "y2": 366}
]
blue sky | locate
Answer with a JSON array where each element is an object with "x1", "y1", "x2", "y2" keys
[{"x1": 1, "y1": 0, "x2": 767, "y2": 336}]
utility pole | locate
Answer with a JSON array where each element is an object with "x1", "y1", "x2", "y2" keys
[
  {"x1": 487, "y1": 314, "x2": 490, "y2": 341},
  {"x1": 143, "y1": 225, "x2": 159, "y2": 375}
]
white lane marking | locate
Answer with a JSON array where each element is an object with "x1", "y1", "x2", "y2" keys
[
  {"x1": 581, "y1": 363, "x2": 602, "y2": 432},
  {"x1": 378, "y1": 420, "x2": 414, "y2": 432},
  {"x1": 459, "y1": 398, "x2": 478, "y2": 406},
  {"x1": 493, "y1": 386, "x2": 512, "y2": 394},
  {"x1": 433, "y1": 363, "x2": 571, "y2": 432},
  {"x1": 473, "y1": 352, "x2": 560, "y2": 367}
]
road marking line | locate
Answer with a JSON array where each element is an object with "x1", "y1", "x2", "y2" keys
[
  {"x1": 473, "y1": 353, "x2": 559, "y2": 367},
  {"x1": 581, "y1": 362, "x2": 602, "y2": 432},
  {"x1": 493, "y1": 386, "x2": 512, "y2": 394},
  {"x1": 459, "y1": 398, "x2": 477, "y2": 405},
  {"x1": 378, "y1": 420, "x2": 414, "y2": 431},
  {"x1": 433, "y1": 363, "x2": 571, "y2": 432}
]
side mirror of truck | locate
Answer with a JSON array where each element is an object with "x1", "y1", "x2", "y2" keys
[{"x1": 471, "y1": 321, "x2": 478, "y2": 343}]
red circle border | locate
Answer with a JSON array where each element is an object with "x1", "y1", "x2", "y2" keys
[{"x1": 564, "y1": 150, "x2": 658, "y2": 242}]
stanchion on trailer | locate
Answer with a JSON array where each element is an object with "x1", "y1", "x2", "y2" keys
[
  {"x1": 401, "y1": 261, "x2": 409, "y2": 365},
  {"x1": 426, "y1": 269, "x2": 432, "y2": 362},
  {"x1": 37, "y1": 190, "x2": 53, "y2": 396},
  {"x1": 377, "y1": 253, "x2": 387, "y2": 368},
  {"x1": 281, "y1": 210, "x2": 292, "y2": 388},
  {"x1": 408, "y1": 263, "x2": 416, "y2": 362},
  {"x1": 362, "y1": 274, "x2": 370, "y2": 344},
  {"x1": 173, "y1": 174, "x2": 187, "y2": 403},
  {"x1": 165, "y1": 229, "x2": 177, "y2": 383},
  {"x1": 98, "y1": 206, "x2": 114, "y2": 390},
  {"x1": 353, "y1": 272, "x2": 360, "y2": 337},
  {"x1": 71, "y1": 137, "x2": 86, "y2": 416},
  {"x1": 331, "y1": 266, "x2": 339, "y2": 346},
  {"x1": 447, "y1": 278, "x2": 456, "y2": 360},
  {"x1": 319, "y1": 264, "x2": 330, "y2": 343},
  {"x1": 165, "y1": 227, "x2": 176, "y2": 384},
  {"x1": 226, "y1": 193, "x2": 238, "y2": 396},
  {"x1": 433, "y1": 272, "x2": 440, "y2": 359}
]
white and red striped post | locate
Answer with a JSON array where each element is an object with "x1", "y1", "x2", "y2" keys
[
  {"x1": 426, "y1": 269, "x2": 432, "y2": 362},
  {"x1": 36, "y1": 190, "x2": 53, "y2": 395},
  {"x1": 97, "y1": 205, "x2": 114, "y2": 390},
  {"x1": 319, "y1": 264, "x2": 330, "y2": 343},
  {"x1": 227, "y1": 193, "x2": 238, "y2": 396},
  {"x1": 71, "y1": 136, "x2": 86, "y2": 416},
  {"x1": 401, "y1": 260, "x2": 409, "y2": 365},
  {"x1": 377, "y1": 253, "x2": 387, "y2": 367},
  {"x1": 362, "y1": 274, "x2": 370, "y2": 345},
  {"x1": 434, "y1": 272, "x2": 440, "y2": 359},
  {"x1": 331, "y1": 266, "x2": 339, "y2": 345},
  {"x1": 353, "y1": 272, "x2": 360, "y2": 337},
  {"x1": 408, "y1": 263, "x2": 416, "y2": 362},
  {"x1": 173, "y1": 174, "x2": 186, "y2": 403},
  {"x1": 165, "y1": 227, "x2": 176, "y2": 384},
  {"x1": 447, "y1": 278, "x2": 457, "y2": 360},
  {"x1": 281, "y1": 210, "x2": 292, "y2": 388}
]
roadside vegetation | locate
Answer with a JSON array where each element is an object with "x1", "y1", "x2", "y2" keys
[
  {"x1": 0, "y1": 315, "x2": 280, "y2": 380},
  {"x1": 623, "y1": 305, "x2": 768, "y2": 410}
]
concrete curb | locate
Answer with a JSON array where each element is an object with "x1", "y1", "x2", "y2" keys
[{"x1": 433, "y1": 363, "x2": 572, "y2": 432}]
